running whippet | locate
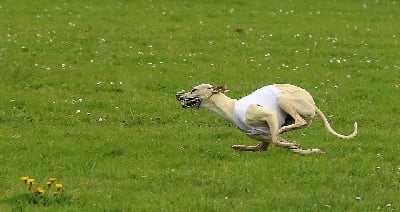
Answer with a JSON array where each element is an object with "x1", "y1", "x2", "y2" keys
[{"x1": 176, "y1": 84, "x2": 357, "y2": 155}]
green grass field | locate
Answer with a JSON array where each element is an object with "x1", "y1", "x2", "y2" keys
[{"x1": 1, "y1": 0, "x2": 399, "y2": 211}]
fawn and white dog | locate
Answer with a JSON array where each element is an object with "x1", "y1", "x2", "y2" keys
[{"x1": 176, "y1": 84, "x2": 357, "y2": 155}]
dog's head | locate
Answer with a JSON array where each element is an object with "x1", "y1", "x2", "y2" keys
[{"x1": 176, "y1": 84, "x2": 229, "y2": 109}]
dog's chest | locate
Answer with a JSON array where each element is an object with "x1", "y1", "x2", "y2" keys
[{"x1": 233, "y1": 85, "x2": 287, "y2": 135}]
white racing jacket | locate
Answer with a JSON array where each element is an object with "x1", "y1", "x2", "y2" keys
[{"x1": 233, "y1": 85, "x2": 287, "y2": 135}]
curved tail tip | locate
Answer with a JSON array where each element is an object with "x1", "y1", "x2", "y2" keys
[{"x1": 353, "y1": 122, "x2": 358, "y2": 135}]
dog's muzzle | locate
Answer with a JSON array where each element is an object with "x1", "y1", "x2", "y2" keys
[{"x1": 176, "y1": 91, "x2": 202, "y2": 109}]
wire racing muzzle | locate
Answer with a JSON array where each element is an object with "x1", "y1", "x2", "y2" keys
[{"x1": 176, "y1": 91, "x2": 202, "y2": 109}]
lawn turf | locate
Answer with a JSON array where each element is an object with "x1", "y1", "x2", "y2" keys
[{"x1": 0, "y1": 0, "x2": 399, "y2": 211}]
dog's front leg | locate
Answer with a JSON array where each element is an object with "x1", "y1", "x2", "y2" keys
[{"x1": 232, "y1": 141, "x2": 270, "y2": 151}]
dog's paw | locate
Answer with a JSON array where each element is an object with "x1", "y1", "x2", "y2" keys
[
  {"x1": 311, "y1": 148, "x2": 325, "y2": 154},
  {"x1": 288, "y1": 142, "x2": 301, "y2": 149},
  {"x1": 278, "y1": 127, "x2": 288, "y2": 134},
  {"x1": 231, "y1": 145, "x2": 244, "y2": 150}
]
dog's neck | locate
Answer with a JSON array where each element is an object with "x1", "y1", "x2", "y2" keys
[{"x1": 201, "y1": 93, "x2": 237, "y2": 122}]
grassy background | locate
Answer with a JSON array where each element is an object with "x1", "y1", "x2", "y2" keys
[{"x1": 1, "y1": 0, "x2": 399, "y2": 211}]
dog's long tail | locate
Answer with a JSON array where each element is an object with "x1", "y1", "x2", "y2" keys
[{"x1": 315, "y1": 107, "x2": 358, "y2": 139}]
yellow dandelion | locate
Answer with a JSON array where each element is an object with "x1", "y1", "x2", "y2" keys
[
  {"x1": 36, "y1": 187, "x2": 45, "y2": 195},
  {"x1": 55, "y1": 183, "x2": 63, "y2": 191},
  {"x1": 27, "y1": 178, "x2": 35, "y2": 185},
  {"x1": 47, "y1": 181, "x2": 52, "y2": 188},
  {"x1": 20, "y1": 176, "x2": 29, "y2": 183},
  {"x1": 49, "y1": 178, "x2": 56, "y2": 183}
]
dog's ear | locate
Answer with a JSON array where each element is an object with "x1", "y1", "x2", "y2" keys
[{"x1": 212, "y1": 85, "x2": 229, "y2": 94}]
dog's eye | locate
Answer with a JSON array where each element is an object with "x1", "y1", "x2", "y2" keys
[{"x1": 191, "y1": 89, "x2": 198, "y2": 93}]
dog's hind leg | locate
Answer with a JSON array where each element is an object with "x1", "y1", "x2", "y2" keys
[
  {"x1": 278, "y1": 137, "x2": 325, "y2": 155},
  {"x1": 277, "y1": 95, "x2": 315, "y2": 134},
  {"x1": 289, "y1": 147, "x2": 325, "y2": 155}
]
